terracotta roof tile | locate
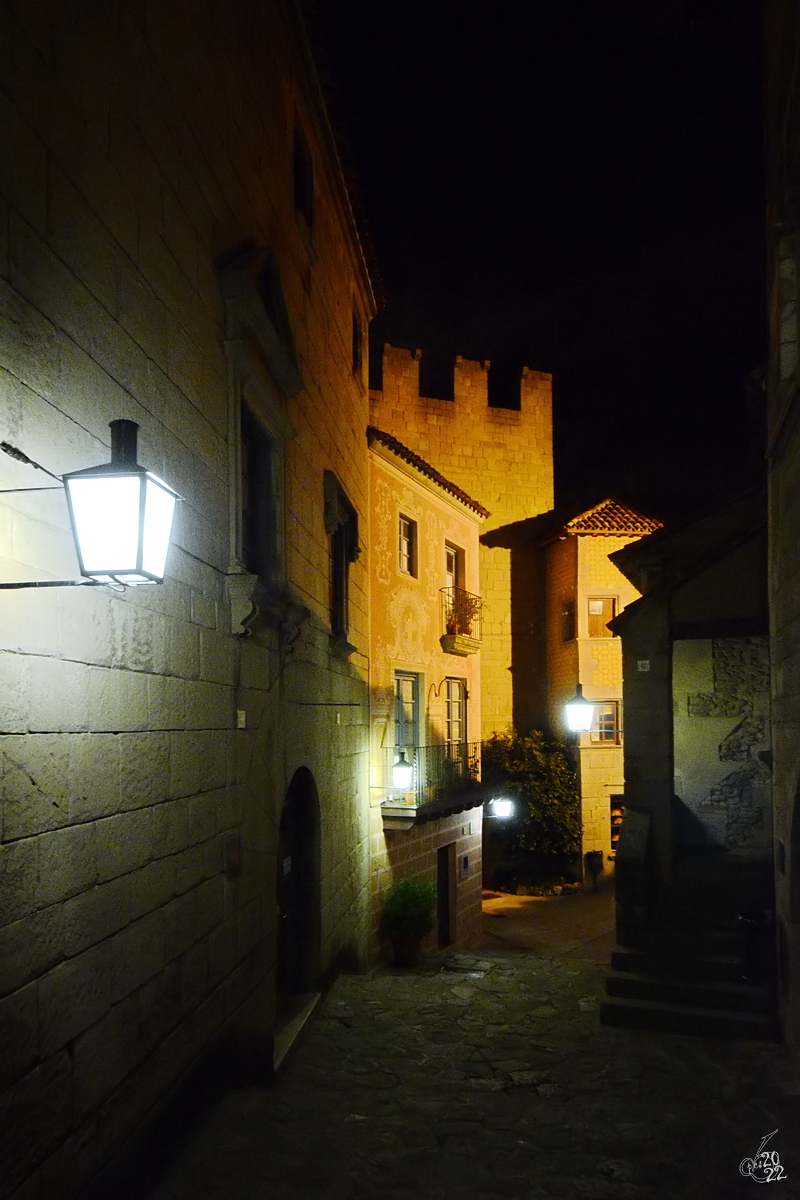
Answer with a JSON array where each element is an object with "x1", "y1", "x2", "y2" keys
[
  {"x1": 367, "y1": 426, "x2": 490, "y2": 517},
  {"x1": 564, "y1": 498, "x2": 662, "y2": 536}
]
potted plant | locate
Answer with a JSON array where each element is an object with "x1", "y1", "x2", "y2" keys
[{"x1": 380, "y1": 876, "x2": 437, "y2": 967}]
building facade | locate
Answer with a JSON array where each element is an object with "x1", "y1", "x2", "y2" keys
[
  {"x1": 371, "y1": 345, "x2": 554, "y2": 738},
  {"x1": 367, "y1": 427, "x2": 488, "y2": 955},
  {"x1": 539, "y1": 501, "x2": 662, "y2": 865},
  {"x1": 0, "y1": 2, "x2": 375, "y2": 1196}
]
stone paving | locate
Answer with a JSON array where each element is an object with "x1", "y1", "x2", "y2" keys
[{"x1": 149, "y1": 901, "x2": 800, "y2": 1200}]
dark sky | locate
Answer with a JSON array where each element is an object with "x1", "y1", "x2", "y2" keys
[{"x1": 310, "y1": 0, "x2": 765, "y2": 524}]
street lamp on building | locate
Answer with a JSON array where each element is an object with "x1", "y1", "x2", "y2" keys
[
  {"x1": 564, "y1": 683, "x2": 594, "y2": 733},
  {"x1": 392, "y1": 750, "x2": 413, "y2": 790},
  {"x1": 1, "y1": 420, "x2": 180, "y2": 589}
]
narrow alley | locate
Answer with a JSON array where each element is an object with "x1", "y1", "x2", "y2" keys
[{"x1": 147, "y1": 887, "x2": 799, "y2": 1200}]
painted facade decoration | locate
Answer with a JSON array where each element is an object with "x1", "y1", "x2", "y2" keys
[
  {"x1": 674, "y1": 637, "x2": 771, "y2": 852},
  {"x1": 368, "y1": 428, "x2": 487, "y2": 954}
]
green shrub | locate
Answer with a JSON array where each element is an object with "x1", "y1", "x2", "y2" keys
[
  {"x1": 380, "y1": 877, "x2": 437, "y2": 937},
  {"x1": 483, "y1": 731, "x2": 581, "y2": 860}
]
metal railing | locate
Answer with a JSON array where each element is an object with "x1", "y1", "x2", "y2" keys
[
  {"x1": 390, "y1": 741, "x2": 481, "y2": 806},
  {"x1": 440, "y1": 586, "x2": 483, "y2": 642}
]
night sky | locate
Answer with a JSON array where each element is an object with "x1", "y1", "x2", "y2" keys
[{"x1": 310, "y1": 0, "x2": 765, "y2": 525}]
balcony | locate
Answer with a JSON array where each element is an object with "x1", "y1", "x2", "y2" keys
[
  {"x1": 440, "y1": 586, "x2": 483, "y2": 656},
  {"x1": 381, "y1": 741, "x2": 483, "y2": 829}
]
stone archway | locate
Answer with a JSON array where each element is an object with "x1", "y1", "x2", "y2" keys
[{"x1": 276, "y1": 767, "x2": 321, "y2": 1011}]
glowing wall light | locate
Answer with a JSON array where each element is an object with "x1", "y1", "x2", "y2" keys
[
  {"x1": 64, "y1": 420, "x2": 178, "y2": 585},
  {"x1": 564, "y1": 683, "x2": 595, "y2": 732},
  {"x1": 392, "y1": 750, "x2": 414, "y2": 790},
  {"x1": 489, "y1": 796, "x2": 514, "y2": 819}
]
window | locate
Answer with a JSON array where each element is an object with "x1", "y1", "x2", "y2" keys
[
  {"x1": 445, "y1": 543, "x2": 463, "y2": 591},
  {"x1": 561, "y1": 598, "x2": 576, "y2": 641},
  {"x1": 588, "y1": 596, "x2": 616, "y2": 638},
  {"x1": 590, "y1": 701, "x2": 621, "y2": 744},
  {"x1": 445, "y1": 678, "x2": 466, "y2": 748},
  {"x1": 399, "y1": 515, "x2": 417, "y2": 576},
  {"x1": 323, "y1": 472, "x2": 359, "y2": 640},
  {"x1": 293, "y1": 122, "x2": 314, "y2": 230},
  {"x1": 352, "y1": 311, "x2": 363, "y2": 378},
  {"x1": 395, "y1": 672, "x2": 420, "y2": 763},
  {"x1": 241, "y1": 403, "x2": 276, "y2": 579}
]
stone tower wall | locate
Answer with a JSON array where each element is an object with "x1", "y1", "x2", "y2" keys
[{"x1": 370, "y1": 344, "x2": 554, "y2": 735}]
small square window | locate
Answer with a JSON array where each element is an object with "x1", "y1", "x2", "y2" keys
[
  {"x1": 399, "y1": 515, "x2": 417, "y2": 576},
  {"x1": 590, "y1": 701, "x2": 621, "y2": 744},
  {"x1": 588, "y1": 596, "x2": 616, "y2": 637}
]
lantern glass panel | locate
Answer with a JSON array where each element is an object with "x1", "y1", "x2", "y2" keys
[
  {"x1": 565, "y1": 699, "x2": 594, "y2": 731},
  {"x1": 142, "y1": 475, "x2": 177, "y2": 578},
  {"x1": 67, "y1": 475, "x2": 141, "y2": 573}
]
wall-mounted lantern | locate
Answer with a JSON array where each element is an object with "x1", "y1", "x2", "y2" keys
[
  {"x1": 1, "y1": 420, "x2": 179, "y2": 590},
  {"x1": 488, "y1": 796, "x2": 514, "y2": 819},
  {"x1": 564, "y1": 683, "x2": 594, "y2": 732},
  {"x1": 392, "y1": 750, "x2": 413, "y2": 790}
]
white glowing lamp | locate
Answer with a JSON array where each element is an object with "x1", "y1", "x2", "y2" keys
[
  {"x1": 565, "y1": 683, "x2": 594, "y2": 732},
  {"x1": 490, "y1": 797, "x2": 514, "y2": 819},
  {"x1": 392, "y1": 750, "x2": 414, "y2": 790},
  {"x1": 63, "y1": 420, "x2": 179, "y2": 586}
]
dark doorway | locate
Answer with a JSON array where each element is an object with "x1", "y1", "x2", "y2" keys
[
  {"x1": 276, "y1": 768, "x2": 321, "y2": 1019},
  {"x1": 437, "y1": 843, "x2": 456, "y2": 947}
]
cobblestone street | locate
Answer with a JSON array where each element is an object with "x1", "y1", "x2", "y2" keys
[{"x1": 149, "y1": 892, "x2": 799, "y2": 1200}]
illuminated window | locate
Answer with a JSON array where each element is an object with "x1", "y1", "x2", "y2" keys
[
  {"x1": 590, "y1": 701, "x2": 621, "y2": 744},
  {"x1": 399, "y1": 515, "x2": 417, "y2": 576},
  {"x1": 445, "y1": 542, "x2": 463, "y2": 590},
  {"x1": 395, "y1": 672, "x2": 420, "y2": 758},
  {"x1": 445, "y1": 677, "x2": 466, "y2": 748},
  {"x1": 588, "y1": 596, "x2": 616, "y2": 637},
  {"x1": 561, "y1": 598, "x2": 576, "y2": 641}
]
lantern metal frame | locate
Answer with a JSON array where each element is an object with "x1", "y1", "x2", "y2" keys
[{"x1": 0, "y1": 421, "x2": 180, "y2": 590}]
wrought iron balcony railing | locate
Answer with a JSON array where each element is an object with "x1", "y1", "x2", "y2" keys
[
  {"x1": 440, "y1": 586, "x2": 483, "y2": 648},
  {"x1": 388, "y1": 741, "x2": 481, "y2": 807}
]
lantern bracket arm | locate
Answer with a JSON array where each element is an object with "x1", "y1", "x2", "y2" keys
[
  {"x1": 0, "y1": 579, "x2": 105, "y2": 590},
  {"x1": 0, "y1": 486, "x2": 64, "y2": 494}
]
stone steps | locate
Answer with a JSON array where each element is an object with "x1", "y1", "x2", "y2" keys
[
  {"x1": 599, "y1": 994, "x2": 777, "y2": 1040},
  {"x1": 604, "y1": 968, "x2": 773, "y2": 1013},
  {"x1": 610, "y1": 944, "x2": 743, "y2": 984}
]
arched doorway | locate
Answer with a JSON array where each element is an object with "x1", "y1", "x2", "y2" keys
[{"x1": 276, "y1": 768, "x2": 321, "y2": 1017}]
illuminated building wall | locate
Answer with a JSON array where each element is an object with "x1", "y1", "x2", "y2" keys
[
  {"x1": 0, "y1": 2, "x2": 374, "y2": 1195},
  {"x1": 368, "y1": 431, "x2": 486, "y2": 955},
  {"x1": 371, "y1": 344, "x2": 553, "y2": 737}
]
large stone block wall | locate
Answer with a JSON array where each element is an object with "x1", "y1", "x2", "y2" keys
[
  {"x1": 371, "y1": 344, "x2": 553, "y2": 736},
  {"x1": 0, "y1": 2, "x2": 373, "y2": 1196}
]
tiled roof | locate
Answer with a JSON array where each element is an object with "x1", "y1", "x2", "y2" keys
[
  {"x1": 564, "y1": 498, "x2": 663, "y2": 537},
  {"x1": 367, "y1": 426, "x2": 491, "y2": 517}
]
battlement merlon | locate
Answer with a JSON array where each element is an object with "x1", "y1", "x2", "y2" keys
[{"x1": 374, "y1": 344, "x2": 552, "y2": 415}]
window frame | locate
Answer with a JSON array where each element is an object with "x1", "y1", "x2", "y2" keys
[
  {"x1": 589, "y1": 700, "x2": 621, "y2": 745},
  {"x1": 561, "y1": 597, "x2": 576, "y2": 642},
  {"x1": 324, "y1": 471, "x2": 359, "y2": 642},
  {"x1": 444, "y1": 677, "x2": 467, "y2": 749},
  {"x1": 587, "y1": 596, "x2": 617, "y2": 638},
  {"x1": 398, "y1": 514, "x2": 418, "y2": 577}
]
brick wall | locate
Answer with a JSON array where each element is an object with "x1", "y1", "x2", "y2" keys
[
  {"x1": 0, "y1": 2, "x2": 374, "y2": 1196},
  {"x1": 371, "y1": 344, "x2": 553, "y2": 736}
]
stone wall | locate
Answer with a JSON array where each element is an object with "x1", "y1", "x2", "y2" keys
[
  {"x1": 371, "y1": 345, "x2": 553, "y2": 736},
  {"x1": 0, "y1": 2, "x2": 374, "y2": 1196},
  {"x1": 673, "y1": 638, "x2": 771, "y2": 853}
]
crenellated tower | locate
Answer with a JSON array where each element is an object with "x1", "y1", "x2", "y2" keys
[{"x1": 371, "y1": 344, "x2": 554, "y2": 735}]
